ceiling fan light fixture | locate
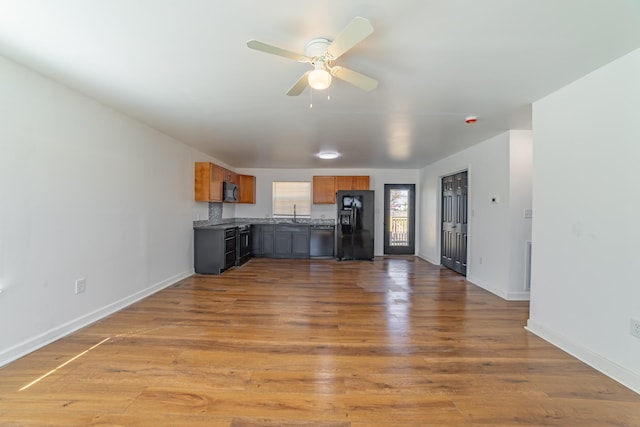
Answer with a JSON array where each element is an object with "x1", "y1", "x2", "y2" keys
[
  {"x1": 317, "y1": 151, "x2": 340, "y2": 160},
  {"x1": 308, "y1": 68, "x2": 332, "y2": 90},
  {"x1": 248, "y1": 18, "x2": 377, "y2": 96}
]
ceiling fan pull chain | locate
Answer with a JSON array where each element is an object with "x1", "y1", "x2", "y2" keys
[{"x1": 309, "y1": 88, "x2": 313, "y2": 109}]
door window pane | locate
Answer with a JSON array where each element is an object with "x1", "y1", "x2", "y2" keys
[{"x1": 389, "y1": 189, "x2": 409, "y2": 246}]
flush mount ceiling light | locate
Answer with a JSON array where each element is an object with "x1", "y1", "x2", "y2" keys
[{"x1": 317, "y1": 151, "x2": 340, "y2": 160}]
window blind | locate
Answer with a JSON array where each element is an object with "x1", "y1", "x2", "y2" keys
[{"x1": 272, "y1": 181, "x2": 311, "y2": 217}]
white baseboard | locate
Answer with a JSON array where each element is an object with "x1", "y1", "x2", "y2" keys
[
  {"x1": 526, "y1": 319, "x2": 640, "y2": 395},
  {"x1": 0, "y1": 269, "x2": 193, "y2": 368},
  {"x1": 417, "y1": 253, "x2": 440, "y2": 265},
  {"x1": 505, "y1": 291, "x2": 531, "y2": 301},
  {"x1": 466, "y1": 275, "x2": 507, "y2": 299},
  {"x1": 466, "y1": 275, "x2": 530, "y2": 301}
]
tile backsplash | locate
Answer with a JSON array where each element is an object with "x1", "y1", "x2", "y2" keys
[
  {"x1": 208, "y1": 202, "x2": 222, "y2": 220},
  {"x1": 193, "y1": 202, "x2": 223, "y2": 227}
]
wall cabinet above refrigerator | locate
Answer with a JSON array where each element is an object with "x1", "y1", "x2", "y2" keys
[{"x1": 312, "y1": 175, "x2": 370, "y2": 204}]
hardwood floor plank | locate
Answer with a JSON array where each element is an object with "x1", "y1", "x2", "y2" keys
[
  {"x1": 0, "y1": 257, "x2": 638, "y2": 426},
  {"x1": 230, "y1": 418, "x2": 350, "y2": 427},
  {"x1": 246, "y1": 370, "x2": 347, "y2": 394}
]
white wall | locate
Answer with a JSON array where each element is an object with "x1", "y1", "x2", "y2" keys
[
  {"x1": 508, "y1": 131, "x2": 534, "y2": 299},
  {"x1": 419, "y1": 130, "x2": 532, "y2": 300},
  {"x1": 234, "y1": 168, "x2": 419, "y2": 256},
  {"x1": 527, "y1": 48, "x2": 640, "y2": 393},
  {"x1": 0, "y1": 55, "x2": 212, "y2": 366}
]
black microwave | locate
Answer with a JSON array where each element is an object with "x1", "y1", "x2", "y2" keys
[{"x1": 223, "y1": 181, "x2": 238, "y2": 202}]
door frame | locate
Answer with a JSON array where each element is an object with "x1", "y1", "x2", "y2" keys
[{"x1": 383, "y1": 184, "x2": 416, "y2": 255}]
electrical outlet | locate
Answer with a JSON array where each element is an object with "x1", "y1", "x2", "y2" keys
[
  {"x1": 631, "y1": 318, "x2": 640, "y2": 339},
  {"x1": 75, "y1": 278, "x2": 86, "y2": 295}
]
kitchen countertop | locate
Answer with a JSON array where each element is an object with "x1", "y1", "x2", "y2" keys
[
  {"x1": 193, "y1": 218, "x2": 335, "y2": 229},
  {"x1": 193, "y1": 223, "x2": 240, "y2": 230}
]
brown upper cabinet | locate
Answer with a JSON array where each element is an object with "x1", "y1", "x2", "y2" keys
[
  {"x1": 238, "y1": 174, "x2": 256, "y2": 204},
  {"x1": 195, "y1": 162, "x2": 224, "y2": 202},
  {"x1": 195, "y1": 162, "x2": 255, "y2": 203},
  {"x1": 312, "y1": 176, "x2": 337, "y2": 204},
  {"x1": 336, "y1": 176, "x2": 370, "y2": 191},
  {"x1": 223, "y1": 169, "x2": 238, "y2": 184},
  {"x1": 313, "y1": 175, "x2": 370, "y2": 204}
]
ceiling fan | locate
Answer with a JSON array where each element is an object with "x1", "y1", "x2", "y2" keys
[{"x1": 247, "y1": 16, "x2": 378, "y2": 96}]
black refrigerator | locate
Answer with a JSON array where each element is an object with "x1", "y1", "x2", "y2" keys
[{"x1": 336, "y1": 190, "x2": 374, "y2": 260}]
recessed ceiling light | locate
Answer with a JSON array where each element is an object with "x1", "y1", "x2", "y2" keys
[{"x1": 317, "y1": 151, "x2": 340, "y2": 160}]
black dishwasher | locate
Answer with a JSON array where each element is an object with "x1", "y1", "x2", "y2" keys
[{"x1": 310, "y1": 225, "x2": 335, "y2": 258}]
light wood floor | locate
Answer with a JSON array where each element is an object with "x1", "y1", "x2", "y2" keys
[{"x1": 0, "y1": 257, "x2": 638, "y2": 426}]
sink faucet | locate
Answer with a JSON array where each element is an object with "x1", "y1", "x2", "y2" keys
[{"x1": 293, "y1": 204, "x2": 297, "y2": 223}]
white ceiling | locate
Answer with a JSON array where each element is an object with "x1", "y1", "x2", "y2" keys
[{"x1": 1, "y1": 1, "x2": 639, "y2": 169}]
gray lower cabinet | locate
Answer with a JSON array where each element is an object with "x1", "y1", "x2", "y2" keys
[
  {"x1": 194, "y1": 227, "x2": 237, "y2": 274},
  {"x1": 291, "y1": 227, "x2": 310, "y2": 257},
  {"x1": 276, "y1": 225, "x2": 310, "y2": 258},
  {"x1": 251, "y1": 225, "x2": 262, "y2": 255},
  {"x1": 252, "y1": 224, "x2": 275, "y2": 256},
  {"x1": 252, "y1": 224, "x2": 309, "y2": 258},
  {"x1": 263, "y1": 226, "x2": 275, "y2": 256},
  {"x1": 275, "y1": 230, "x2": 291, "y2": 256}
]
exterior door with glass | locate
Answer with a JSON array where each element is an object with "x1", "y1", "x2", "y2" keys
[{"x1": 383, "y1": 184, "x2": 415, "y2": 255}]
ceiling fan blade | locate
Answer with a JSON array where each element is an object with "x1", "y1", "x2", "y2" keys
[
  {"x1": 286, "y1": 71, "x2": 311, "y2": 96},
  {"x1": 247, "y1": 39, "x2": 309, "y2": 62},
  {"x1": 326, "y1": 17, "x2": 374, "y2": 59},
  {"x1": 331, "y1": 66, "x2": 378, "y2": 92}
]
